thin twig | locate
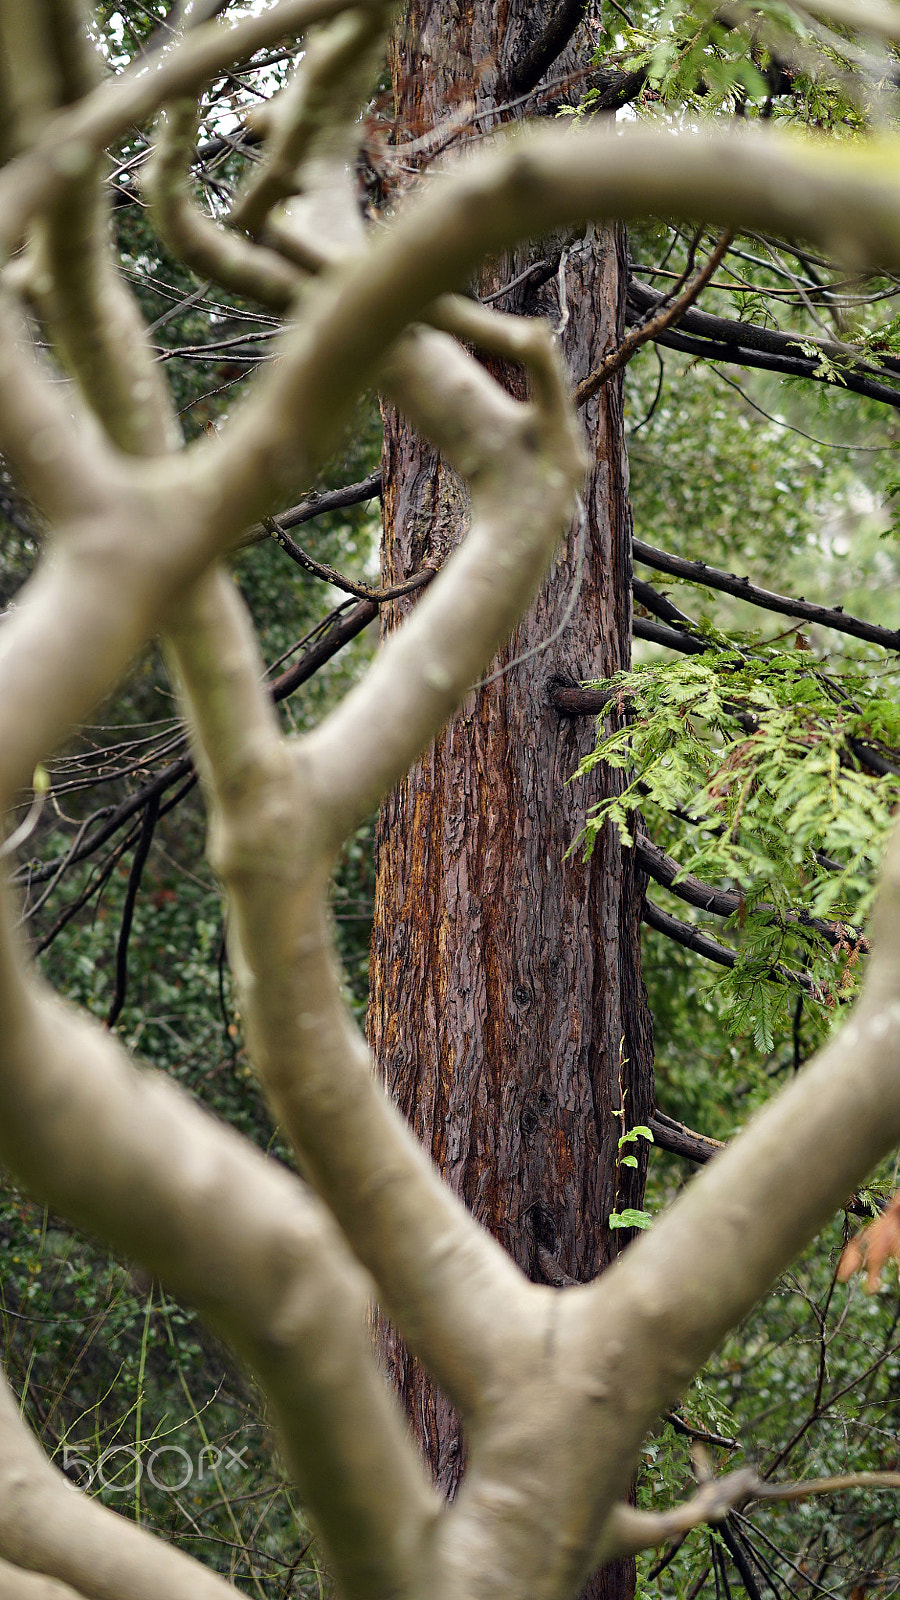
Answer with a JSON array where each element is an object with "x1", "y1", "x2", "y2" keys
[
  {"x1": 264, "y1": 516, "x2": 437, "y2": 602},
  {"x1": 575, "y1": 230, "x2": 732, "y2": 406}
]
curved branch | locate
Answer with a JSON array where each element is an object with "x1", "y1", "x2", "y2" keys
[
  {"x1": 642, "y1": 896, "x2": 826, "y2": 996},
  {"x1": 569, "y1": 817, "x2": 900, "y2": 1565},
  {"x1": 606, "y1": 1461, "x2": 900, "y2": 1561},
  {"x1": 228, "y1": 5, "x2": 388, "y2": 248},
  {"x1": 0, "y1": 1369, "x2": 239, "y2": 1600},
  {"x1": 0, "y1": 0, "x2": 360, "y2": 259},
  {"x1": 11, "y1": 0, "x2": 179, "y2": 460},
  {"x1": 301, "y1": 316, "x2": 584, "y2": 842},
  {"x1": 7, "y1": 121, "x2": 900, "y2": 811},
  {"x1": 575, "y1": 231, "x2": 731, "y2": 405},
  {"x1": 0, "y1": 291, "x2": 114, "y2": 524},
  {"x1": 165, "y1": 421, "x2": 560, "y2": 1413},
  {"x1": 636, "y1": 830, "x2": 866, "y2": 954},
  {"x1": 144, "y1": 97, "x2": 301, "y2": 312},
  {"x1": 188, "y1": 122, "x2": 900, "y2": 540},
  {"x1": 265, "y1": 514, "x2": 437, "y2": 600},
  {"x1": 15, "y1": 596, "x2": 381, "y2": 901},
  {"x1": 0, "y1": 893, "x2": 438, "y2": 1598}
]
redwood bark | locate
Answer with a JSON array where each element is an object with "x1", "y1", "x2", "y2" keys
[{"x1": 368, "y1": 7, "x2": 653, "y2": 1596}]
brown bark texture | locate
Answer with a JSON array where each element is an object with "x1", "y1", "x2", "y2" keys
[{"x1": 367, "y1": 6, "x2": 654, "y2": 1593}]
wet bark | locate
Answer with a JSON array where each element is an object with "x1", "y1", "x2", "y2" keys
[{"x1": 368, "y1": 7, "x2": 654, "y2": 1597}]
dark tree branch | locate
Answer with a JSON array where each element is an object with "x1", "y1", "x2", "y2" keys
[
  {"x1": 18, "y1": 598, "x2": 382, "y2": 899},
  {"x1": 632, "y1": 318, "x2": 900, "y2": 408},
  {"x1": 480, "y1": 255, "x2": 557, "y2": 306},
  {"x1": 628, "y1": 277, "x2": 900, "y2": 410},
  {"x1": 635, "y1": 831, "x2": 867, "y2": 954},
  {"x1": 106, "y1": 789, "x2": 161, "y2": 1029},
  {"x1": 648, "y1": 1110, "x2": 879, "y2": 1220},
  {"x1": 641, "y1": 897, "x2": 742, "y2": 968},
  {"x1": 24, "y1": 758, "x2": 193, "y2": 893},
  {"x1": 580, "y1": 65, "x2": 648, "y2": 114},
  {"x1": 632, "y1": 577, "x2": 696, "y2": 630},
  {"x1": 719, "y1": 1518, "x2": 766, "y2": 1600},
  {"x1": 548, "y1": 681, "x2": 611, "y2": 717},
  {"x1": 575, "y1": 231, "x2": 731, "y2": 406},
  {"x1": 847, "y1": 738, "x2": 900, "y2": 778},
  {"x1": 240, "y1": 472, "x2": 382, "y2": 546},
  {"x1": 264, "y1": 515, "x2": 437, "y2": 602},
  {"x1": 641, "y1": 898, "x2": 825, "y2": 997},
  {"x1": 649, "y1": 1109, "x2": 724, "y2": 1165},
  {"x1": 33, "y1": 830, "x2": 137, "y2": 954},
  {"x1": 633, "y1": 616, "x2": 710, "y2": 654},
  {"x1": 266, "y1": 596, "x2": 379, "y2": 701},
  {"x1": 552, "y1": 640, "x2": 900, "y2": 791},
  {"x1": 664, "y1": 1409, "x2": 737, "y2": 1450},
  {"x1": 505, "y1": 0, "x2": 590, "y2": 97},
  {"x1": 629, "y1": 277, "x2": 898, "y2": 372},
  {"x1": 633, "y1": 541, "x2": 900, "y2": 652}
]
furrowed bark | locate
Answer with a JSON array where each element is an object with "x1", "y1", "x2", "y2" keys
[
  {"x1": 368, "y1": 32, "x2": 652, "y2": 1600},
  {"x1": 167, "y1": 313, "x2": 584, "y2": 1417}
]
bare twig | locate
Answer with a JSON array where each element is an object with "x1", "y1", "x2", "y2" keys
[{"x1": 575, "y1": 230, "x2": 732, "y2": 406}]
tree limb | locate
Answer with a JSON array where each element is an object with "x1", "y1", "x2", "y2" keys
[
  {"x1": 575, "y1": 230, "x2": 732, "y2": 406},
  {"x1": 642, "y1": 896, "x2": 826, "y2": 995},
  {"x1": 636, "y1": 830, "x2": 866, "y2": 954},
  {"x1": 0, "y1": 902, "x2": 438, "y2": 1598},
  {"x1": 649, "y1": 1110, "x2": 725, "y2": 1164},
  {"x1": 301, "y1": 318, "x2": 585, "y2": 843},
  {"x1": 607, "y1": 1462, "x2": 900, "y2": 1560},
  {"x1": 164, "y1": 328, "x2": 575, "y2": 1411},
  {"x1": 144, "y1": 95, "x2": 302, "y2": 311},
  {"x1": 633, "y1": 539, "x2": 900, "y2": 652}
]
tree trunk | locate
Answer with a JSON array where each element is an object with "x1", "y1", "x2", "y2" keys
[{"x1": 368, "y1": 7, "x2": 654, "y2": 1596}]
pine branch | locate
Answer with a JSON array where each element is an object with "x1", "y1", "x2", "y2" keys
[
  {"x1": 636, "y1": 831, "x2": 867, "y2": 954},
  {"x1": 641, "y1": 897, "x2": 825, "y2": 997}
]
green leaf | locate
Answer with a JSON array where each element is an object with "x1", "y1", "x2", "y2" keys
[{"x1": 608, "y1": 1208, "x2": 654, "y2": 1231}]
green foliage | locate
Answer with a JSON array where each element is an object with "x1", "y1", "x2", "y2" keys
[
  {"x1": 608, "y1": 1207, "x2": 654, "y2": 1231},
  {"x1": 574, "y1": 643, "x2": 900, "y2": 1043},
  {"x1": 596, "y1": 0, "x2": 877, "y2": 126}
]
